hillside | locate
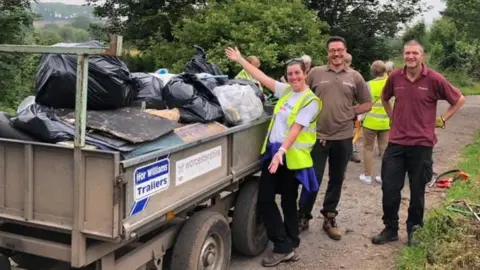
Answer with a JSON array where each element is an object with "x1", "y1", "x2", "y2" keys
[{"x1": 32, "y1": 2, "x2": 94, "y2": 21}]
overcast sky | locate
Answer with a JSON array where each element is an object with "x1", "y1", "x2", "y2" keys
[{"x1": 40, "y1": 0, "x2": 446, "y2": 26}]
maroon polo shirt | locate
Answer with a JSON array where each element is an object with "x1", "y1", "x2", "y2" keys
[{"x1": 382, "y1": 64, "x2": 462, "y2": 147}]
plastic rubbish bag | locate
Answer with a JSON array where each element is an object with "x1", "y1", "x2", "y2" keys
[
  {"x1": 162, "y1": 74, "x2": 223, "y2": 123},
  {"x1": 152, "y1": 73, "x2": 176, "y2": 85},
  {"x1": 184, "y1": 46, "x2": 223, "y2": 75},
  {"x1": 213, "y1": 84, "x2": 264, "y2": 125},
  {"x1": 0, "y1": 112, "x2": 37, "y2": 141},
  {"x1": 225, "y1": 79, "x2": 265, "y2": 104},
  {"x1": 35, "y1": 41, "x2": 136, "y2": 110},
  {"x1": 10, "y1": 103, "x2": 73, "y2": 143},
  {"x1": 16, "y1": 96, "x2": 36, "y2": 114},
  {"x1": 132, "y1": 72, "x2": 165, "y2": 109}
]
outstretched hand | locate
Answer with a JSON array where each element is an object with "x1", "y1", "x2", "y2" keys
[
  {"x1": 225, "y1": 47, "x2": 243, "y2": 62},
  {"x1": 268, "y1": 151, "x2": 284, "y2": 174}
]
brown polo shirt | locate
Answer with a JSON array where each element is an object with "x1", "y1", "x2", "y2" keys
[{"x1": 307, "y1": 65, "x2": 371, "y2": 140}]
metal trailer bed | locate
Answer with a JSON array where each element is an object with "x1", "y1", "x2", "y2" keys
[{"x1": 0, "y1": 36, "x2": 271, "y2": 270}]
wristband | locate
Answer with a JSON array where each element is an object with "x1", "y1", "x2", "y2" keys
[{"x1": 278, "y1": 147, "x2": 287, "y2": 153}]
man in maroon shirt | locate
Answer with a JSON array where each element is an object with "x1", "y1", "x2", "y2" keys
[{"x1": 371, "y1": 40, "x2": 465, "y2": 246}]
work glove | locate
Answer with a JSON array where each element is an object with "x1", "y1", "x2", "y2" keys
[{"x1": 435, "y1": 116, "x2": 446, "y2": 129}]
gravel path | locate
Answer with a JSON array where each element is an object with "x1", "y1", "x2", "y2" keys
[{"x1": 229, "y1": 96, "x2": 480, "y2": 270}]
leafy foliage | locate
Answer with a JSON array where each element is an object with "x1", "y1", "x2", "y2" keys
[
  {"x1": 32, "y1": 2, "x2": 95, "y2": 20},
  {"x1": 305, "y1": 0, "x2": 429, "y2": 77},
  {"x1": 148, "y1": 0, "x2": 329, "y2": 77},
  {"x1": 86, "y1": 0, "x2": 211, "y2": 49},
  {"x1": 442, "y1": 0, "x2": 480, "y2": 41},
  {"x1": 0, "y1": 0, "x2": 37, "y2": 112}
]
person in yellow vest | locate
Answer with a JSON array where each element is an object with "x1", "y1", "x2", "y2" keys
[
  {"x1": 235, "y1": 55, "x2": 262, "y2": 89},
  {"x1": 225, "y1": 46, "x2": 321, "y2": 267},
  {"x1": 359, "y1": 60, "x2": 391, "y2": 184},
  {"x1": 280, "y1": 55, "x2": 312, "y2": 83}
]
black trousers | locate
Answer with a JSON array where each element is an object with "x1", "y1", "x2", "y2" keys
[
  {"x1": 381, "y1": 143, "x2": 433, "y2": 233},
  {"x1": 298, "y1": 138, "x2": 353, "y2": 219},
  {"x1": 257, "y1": 160, "x2": 300, "y2": 254}
]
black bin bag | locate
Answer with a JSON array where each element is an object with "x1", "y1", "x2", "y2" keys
[
  {"x1": 10, "y1": 103, "x2": 72, "y2": 143},
  {"x1": 132, "y1": 72, "x2": 165, "y2": 109},
  {"x1": 184, "y1": 45, "x2": 223, "y2": 76},
  {"x1": 35, "y1": 41, "x2": 136, "y2": 110},
  {"x1": 162, "y1": 74, "x2": 223, "y2": 123}
]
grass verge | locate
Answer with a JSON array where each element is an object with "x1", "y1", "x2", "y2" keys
[{"x1": 397, "y1": 132, "x2": 480, "y2": 270}]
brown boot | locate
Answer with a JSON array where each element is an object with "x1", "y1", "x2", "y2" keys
[{"x1": 322, "y1": 212, "x2": 342, "y2": 240}]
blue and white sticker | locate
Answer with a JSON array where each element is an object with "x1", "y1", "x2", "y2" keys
[{"x1": 129, "y1": 157, "x2": 170, "y2": 216}]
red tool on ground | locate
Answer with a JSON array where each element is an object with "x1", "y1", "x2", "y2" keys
[{"x1": 427, "y1": 169, "x2": 470, "y2": 188}]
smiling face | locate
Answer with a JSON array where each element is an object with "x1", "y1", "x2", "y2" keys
[
  {"x1": 286, "y1": 63, "x2": 306, "y2": 92},
  {"x1": 328, "y1": 41, "x2": 346, "y2": 68},
  {"x1": 403, "y1": 43, "x2": 424, "y2": 69}
]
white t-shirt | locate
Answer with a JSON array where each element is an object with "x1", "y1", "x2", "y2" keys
[{"x1": 269, "y1": 82, "x2": 319, "y2": 143}]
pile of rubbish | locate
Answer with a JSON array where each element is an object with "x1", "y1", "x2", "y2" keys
[{"x1": 0, "y1": 41, "x2": 267, "y2": 158}]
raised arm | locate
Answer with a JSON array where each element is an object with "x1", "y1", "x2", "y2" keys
[{"x1": 225, "y1": 47, "x2": 276, "y2": 92}]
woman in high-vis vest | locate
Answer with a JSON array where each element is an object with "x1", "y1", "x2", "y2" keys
[
  {"x1": 225, "y1": 47, "x2": 322, "y2": 267},
  {"x1": 359, "y1": 60, "x2": 391, "y2": 185}
]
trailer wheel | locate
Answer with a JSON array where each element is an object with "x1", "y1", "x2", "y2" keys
[
  {"x1": 0, "y1": 253, "x2": 11, "y2": 270},
  {"x1": 170, "y1": 211, "x2": 231, "y2": 270},
  {"x1": 231, "y1": 178, "x2": 268, "y2": 256}
]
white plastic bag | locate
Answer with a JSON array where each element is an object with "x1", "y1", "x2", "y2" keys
[{"x1": 213, "y1": 84, "x2": 264, "y2": 125}]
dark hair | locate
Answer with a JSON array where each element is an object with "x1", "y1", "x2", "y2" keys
[
  {"x1": 284, "y1": 58, "x2": 307, "y2": 78},
  {"x1": 326, "y1": 36, "x2": 347, "y2": 48}
]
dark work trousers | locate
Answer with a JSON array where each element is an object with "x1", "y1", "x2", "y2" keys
[
  {"x1": 381, "y1": 143, "x2": 433, "y2": 233},
  {"x1": 257, "y1": 159, "x2": 300, "y2": 254},
  {"x1": 298, "y1": 138, "x2": 353, "y2": 219}
]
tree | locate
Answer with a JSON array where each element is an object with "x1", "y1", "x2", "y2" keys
[
  {"x1": 0, "y1": 0, "x2": 37, "y2": 112},
  {"x1": 304, "y1": 0, "x2": 429, "y2": 77},
  {"x1": 148, "y1": 0, "x2": 329, "y2": 77},
  {"x1": 71, "y1": 15, "x2": 91, "y2": 30},
  {"x1": 86, "y1": 0, "x2": 212, "y2": 49},
  {"x1": 442, "y1": 0, "x2": 480, "y2": 40},
  {"x1": 402, "y1": 20, "x2": 428, "y2": 50}
]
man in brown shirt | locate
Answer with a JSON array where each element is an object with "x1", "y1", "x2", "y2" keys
[{"x1": 298, "y1": 36, "x2": 372, "y2": 241}]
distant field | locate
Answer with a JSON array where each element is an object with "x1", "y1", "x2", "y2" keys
[
  {"x1": 33, "y1": 20, "x2": 105, "y2": 29},
  {"x1": 33, "y1": 20, "x2": 70, "y2": 28}
]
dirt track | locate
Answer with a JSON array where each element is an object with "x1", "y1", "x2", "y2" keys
[{"x1": 230, "y1": 96, "x2": 480, "y2": 270}]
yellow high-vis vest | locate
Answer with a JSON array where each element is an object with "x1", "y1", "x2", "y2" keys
[
  {"x1": 235, "y1": 69, "x2": 262, "y2": 90},
  {"x1": 362, "y1": 77, "x2": 390, "y2": 131},
  {"x1": 261, "y1": 87, "x2": 322, "y2": 170}
]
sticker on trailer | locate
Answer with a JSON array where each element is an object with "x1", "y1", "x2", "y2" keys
[
  {"x1": 129, "y1": 157, "x2": 170, "y2": 216},
  {"x1": 175, "y1": 146, "x2": 222, "y2": 186}
]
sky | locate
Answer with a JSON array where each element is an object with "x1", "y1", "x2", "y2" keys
[{"x1": 40, "y1": 0, "x2": 446, "y2": 26}]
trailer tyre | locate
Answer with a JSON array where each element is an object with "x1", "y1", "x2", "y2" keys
[
  {"x1": 0, "y1": 253, "x2": 11, "y2": 270},
  {"x1": 231, "y1": 178, "x2": 268, "y2": 256},
  {"x1": 171, "y1": 211, "x2": 231, "y2": 270}
]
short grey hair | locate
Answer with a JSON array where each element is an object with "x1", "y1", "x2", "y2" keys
[
  {"x1": 385, "y1": 61, "x2": 394, "y2": 71},
  {"x1": 301, "y1": 55, "x2": 312, "y2": 64}
]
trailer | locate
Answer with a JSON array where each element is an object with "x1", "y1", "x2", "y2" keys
[{"x1": 0, "y1": 36, "x2": 270, "y2": 269}]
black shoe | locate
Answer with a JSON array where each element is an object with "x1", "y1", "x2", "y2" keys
[{"x1": 371, "y1": 228, "x2": 399, "y2": 245}]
